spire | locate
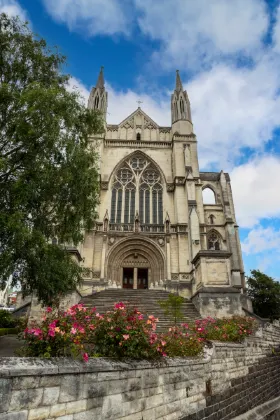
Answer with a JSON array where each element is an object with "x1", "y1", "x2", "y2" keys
[
  {"x1": 88, "y1": 66, "x2": 108, "y2": 121},
  {"x1": 175, "y1": 69, "x2": 183, "y2": 92},
  {"x1": 96, "y1": 66, "x2": 105, "y2": 89},
  {"x1": 171, "y1": 69, "x2": 192, "y2": 125}
]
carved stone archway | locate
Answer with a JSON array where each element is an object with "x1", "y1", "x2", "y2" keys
[{"x1": 106, "y1": 236, "x2": 166, "y2": 288}]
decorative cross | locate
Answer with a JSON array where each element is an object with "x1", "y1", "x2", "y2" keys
[{"x1": 136, "y1": 100, "x2": 143, "y2": 107}]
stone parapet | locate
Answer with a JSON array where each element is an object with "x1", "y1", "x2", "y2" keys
[{"x1": 1, "y1": 321, "x2": 280, "y2": 419}]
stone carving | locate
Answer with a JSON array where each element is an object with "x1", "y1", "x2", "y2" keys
[
  {"x1": 92, "y1": 271, "x2": 101, "y2": 279},
  {"x1": 167, "y1": 183, "x2": 175, "y2": 192},
  {"x1": 175, "y1": 176, "x2": 185, "y2": 185},
  {"x1": 157, "y1": 238, "x2": 165, "y2": 246},
  {"x1": 109, "y1": 237, "x2": 115, "y2": 245},
  {"x1": 101, "y1": 182, "x2": 109, "y2": 190},
  {"x1": 144, "y1": 117, "x2": 157, "y2": 129},
  {"x1": 171, "y1": 273, "x2": 179, "y2": 280}
]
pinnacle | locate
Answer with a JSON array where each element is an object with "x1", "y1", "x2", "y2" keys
[
  {"x1": 175, "y1": 69, "x2": 183, "y2": 92},
  {"x1": 96, "y1": 66, "x2": 105, "y2": 89}
]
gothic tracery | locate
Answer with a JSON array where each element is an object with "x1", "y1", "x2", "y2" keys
[{"x1": 110, "y1": 155, "x2": 163, "y2": 225}]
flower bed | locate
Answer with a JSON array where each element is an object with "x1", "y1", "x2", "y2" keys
[{"x1": 22, "y1": 302, "x2": 256, "y2": 361}]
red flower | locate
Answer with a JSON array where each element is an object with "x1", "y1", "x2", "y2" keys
[{"x1": 83, "y1": 353, "x2": 89, "y2": 362}]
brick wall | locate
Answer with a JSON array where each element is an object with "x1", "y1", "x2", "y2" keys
[{"x1": 1, "y1": 321, "x2": 280, "y2": 420}]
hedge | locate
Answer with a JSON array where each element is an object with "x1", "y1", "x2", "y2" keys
[{"x1": 0, "y1": 328, "x2": 19, "y2": 336}]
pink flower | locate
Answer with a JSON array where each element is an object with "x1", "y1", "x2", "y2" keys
[
  {"x1": 123, "y1": 334, "x2": 130, "y2": 340},
  {"x1": 137, "y1": 314, "x2": 144, "y2": 320},
  {"x1": 49, "y1": 320, "x2": 57, "y2": 328},
  {"x1": 114, "y1": 302, "x2": 125, "y2": 310},
  {"x1": 89, "y1": 325, "x2": 95, "y2": 330},
  {"x1": 161, "y1": 340, "x2": 166, "y2": 346},
  {"x1": 71, "y1": 328, "x2": 77, "y2": 335},
  {"x1": 78, "y1": 326, "x2": 85, "y2": 334},
  {"x1": 48, "y1": 328, "x2": 55, "y2": 337},
  {"x1": 46, "y1": 307, "x2": 52, "y2": 313},
  {"x1": 33, "y1": 328, "x2": 42, "y2": 336},
  {"x1": 83, "y1": 353, "x2": 89, "y2": 362}
]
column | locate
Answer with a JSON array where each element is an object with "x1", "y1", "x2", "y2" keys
[
  {"x1": 100, "y1": 235, "x2": 107, "y2": 280},
  {"x1": 133, "y1": 267, "x2": 138, "y2": 289},
  {"x1": 166, "y1": 239, "x2": 171, "y2": 280}
]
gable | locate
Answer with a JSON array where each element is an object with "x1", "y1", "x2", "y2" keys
[{"x1": 118, "y1": 108, "x2": 159, "y2": 130}]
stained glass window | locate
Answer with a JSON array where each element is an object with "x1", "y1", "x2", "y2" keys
[{"x1": 110, "y1": 155, "x2": 163, "y2": 225}]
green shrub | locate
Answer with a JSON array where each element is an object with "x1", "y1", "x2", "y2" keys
[
  {"x1": 182, "y1": 316, "x2": 257, "y2": 342},
  {"x1": 158, "y1": 326, "x2": 204, "y2": 357},
  {"x1": 0, "y1": 327, "x2": 19, "y2": 336},
  {"x1": 22, "y1": 303, "x2": 257, "y2": 361},
  {"x1": 0, "y1": 310, "x2": 16, "y2": 328},
  {"x1": 158, "y1": 293, "x2": 184, "y2": 325}
]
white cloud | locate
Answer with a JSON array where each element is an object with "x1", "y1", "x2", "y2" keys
[
  {"x1": 0, "y1": 0, "x2": 27, "y2": 20},
  {"x1": 242, "y1": 225, "x2": 280, "y2": 254},
  {"x1": 41, "y1": 0, "x2": 130, "y2": 36},
  {"x1": 187, "y1": 59, "x2": 280, "y2": 168},
  {"x1": 106, "y1": 85, "x2": 169, "y2": 126},
  {"x1": 231, "y1": 156, "x2": 280, "y2": 228},
  {"x1": 135, "y1": 0, "x2": 268, "y2": 69},
  {"x1": 67, "y1": 76, "x2": 90, "y2": 104},
  {"x1": 41, "y1": 0, "x2": 269, "y2": 70}
]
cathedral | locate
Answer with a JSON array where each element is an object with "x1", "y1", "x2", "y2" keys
[{"x1": 75, "y1": 67, "x2": 250, "y2": 317}]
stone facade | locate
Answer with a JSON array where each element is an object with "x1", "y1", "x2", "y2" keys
[
  {"x1": 1, "y1": 321, "x2": 280, "y2": 420},
  {"x1": 72, "y1": 67, "x2": 246, "y2": 316}
]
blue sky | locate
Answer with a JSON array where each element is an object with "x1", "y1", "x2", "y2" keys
[{"x1": 1, "y1": 0, "x2": 280, "y2": 280}]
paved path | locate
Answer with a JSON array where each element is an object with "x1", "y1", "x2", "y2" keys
[{"x1": 0, "y1": 335, "x2": 25, "y2": 357}]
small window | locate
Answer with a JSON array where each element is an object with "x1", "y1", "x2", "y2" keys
[
  {"x1": 209, "y1": 215, "x2": 215, "y2": 224},
  {"x1": 203, "y1": 187, "x2": 216, "y2": 204},
  {"x1": 136, "y1": 133, "x2": 141, "y2": 141}
]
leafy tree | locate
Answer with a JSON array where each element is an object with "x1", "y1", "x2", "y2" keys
[
  {"x1": 247, "y1": 270, "x2": 280, "y2": 320},
  {"x1": 0, "y1": 309, "x2": 16, "y2": 328},
  {"x1": 158, "y1": 294, "x2": 184, "y2": 325},
  {"x1": 0, "y1": 14, "x2": 104, "y2": 305}
]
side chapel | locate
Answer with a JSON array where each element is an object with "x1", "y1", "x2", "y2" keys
[{"x1": 76, "y1": 68, "x2": 250, "y2": 317}]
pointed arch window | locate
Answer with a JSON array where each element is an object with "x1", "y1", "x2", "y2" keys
[
  {"x1": 207, "y1": 232, "x2": 220, "y2": 250},
  {"x1": 203, "y1": 187, "x2": 216, "y2": 204},
  {"x1": 180, "y1": 98, "x2": 185, "y2": 117},
  {"x1": 173, "y1": 102, "x2": 178, "y2": 121},
  {"x1": 136, "y1": 133, "x2": 141, "y2": 141},
  {"x1": 94, "y1": 95, "x2": 99, "y2": 108},
  {"x1": 110, "y1": 155, "x2": 163, "y2": 225}
]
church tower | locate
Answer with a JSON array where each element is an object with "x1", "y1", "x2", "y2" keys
[
  {"x1": 88, "y1": 66, "x2": 108, "y2": 121},
  {"x1": 171, "y1": 70, "x2": 193, "y2": 135}
]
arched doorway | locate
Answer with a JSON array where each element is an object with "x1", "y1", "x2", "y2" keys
[{"x1": 106, "y1": 237, "x2": 165, "y2": 289}]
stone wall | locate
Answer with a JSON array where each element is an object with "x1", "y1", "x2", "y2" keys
[{"x1": 1, "y1": 321, "x2": 280, "y2": 420}]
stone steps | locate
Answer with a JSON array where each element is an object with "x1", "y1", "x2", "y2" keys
[{"x1": 80, "y1": 290, "x2": 201, "y2": 332}]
